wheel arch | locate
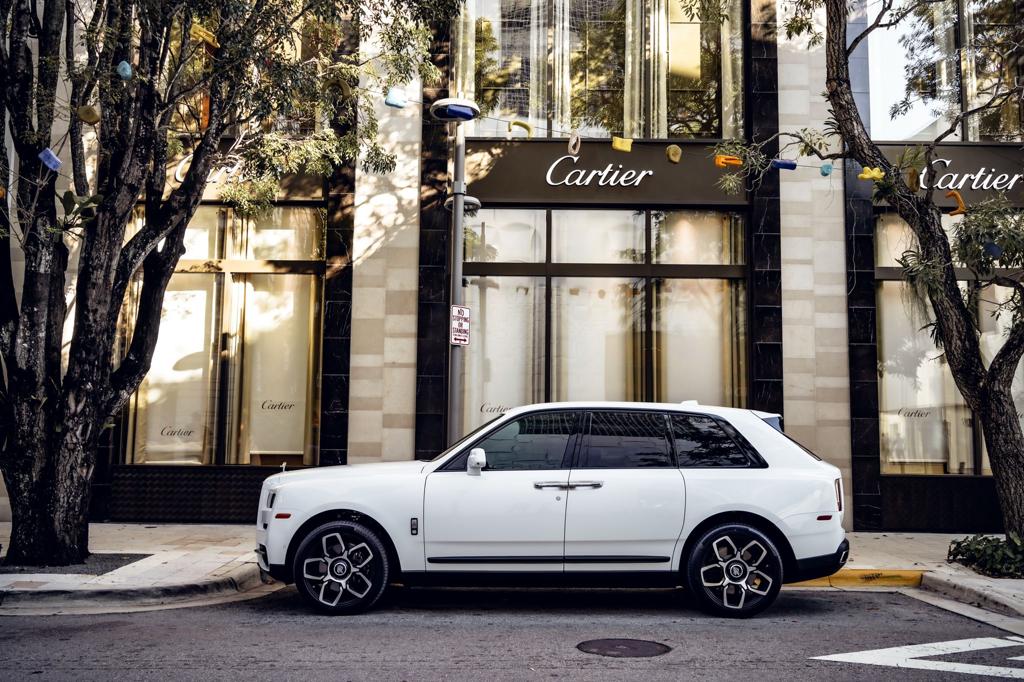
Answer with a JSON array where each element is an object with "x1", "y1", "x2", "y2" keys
[
  {"x1": 285, "y1": 509, "x2": 403, "y2": 583},
  {"x1": 678, "y1": 511, "x2": 799, "y2": 581}
]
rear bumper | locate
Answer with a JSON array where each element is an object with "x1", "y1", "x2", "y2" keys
[{"x1": 787, "y1": 538, "x2": 849, "y2": 583}]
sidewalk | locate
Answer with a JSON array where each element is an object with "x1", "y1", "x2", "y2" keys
[
  {"x1": 0, "y1": 523, "x2": 277, "y2": 615},
  {"x1": 0, "y1": 524, "x2": 1021, "y2": 616}
]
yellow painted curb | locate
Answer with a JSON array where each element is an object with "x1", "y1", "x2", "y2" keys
[{"x1": 792, "y1": 568, "x2": 924, "y2": 588}]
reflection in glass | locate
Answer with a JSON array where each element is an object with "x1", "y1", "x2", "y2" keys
[
  {"x1": 131, "y1": 274, "x2": 220, "y2": 464},
  {"x1": 474, "y1": 412, "x2": 576, "y2": 470},
  {"x1": 653, "y1": 211, "x2": 744, "y2": 264},
  {"x1": 868, "y1": 0, "x2": 960, "y2": 141},
  {"x1": 877, "y1": 281, "x2": 975, "y2": 473},
  {"x1": 875, "y1": 213, "x2": 963, "y2": 267},
  {"x1": 653, "y1": 279, "x2": 745, "y2": 406},
  {"x1": 551, "y1": 210, "x2": 644, "y2": 263},
  {"x1": 978, "y1": 285, "x2": 1024, "y2": 474},
  {"x1": 454, "y1": 0, "x2": 743, "y2": 138},
  {"x1": 551, "y1": 277, "x2": 644, "y2": 400},
  {"x1": 964, "y1": 0, "x2": 1024, "y2": 141},
  {"x1": 462, "y1": 276, "x2": 545, "y2": 432},
  {"x1": 464, "y1": 209, "x2": 546, "y2": 263},
  {"x1": 182, "y1": 206, "x2": 225, "y2": 259}
]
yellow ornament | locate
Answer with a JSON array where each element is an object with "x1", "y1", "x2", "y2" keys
[
  {"x1": 666, "y1": 144, "x2": 682, "y2": 164},
  {"x1": 508, "y1": 120, "x2": 533, "y2": 138},
  {"x1": 858, "y1": 166, "x2": 885, "y2": 182},
  {"x1": 611, "y1": 136, "x2": 633, "y2": 152},
  {"x1": 946, "y1": 189, "x2": 967, "y2": 216}
]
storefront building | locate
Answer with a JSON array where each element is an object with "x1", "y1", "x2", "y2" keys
[{"x1": 2, "y1": 0, "x2": 1017, "y2": 532}]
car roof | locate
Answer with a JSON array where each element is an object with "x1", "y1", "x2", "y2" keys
[{"x1": 500, "y1": 401, "x2": 776, "y2": 421}]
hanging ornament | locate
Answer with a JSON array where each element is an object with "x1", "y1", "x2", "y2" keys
[
  {"x1": 820, "y1": 162, "x2": 833, "y2": 177},
  {"x1": 384, "y1": 86, "x2": 407, "y2": 109},
  {"x1": 0, "y1": 186, "x2": 5, "y2": 200},
  {"x1": 858, "y1": 166, "x2": 884, "y2": 182},
  {"x1": 508, "y1": 120, "x2": 533, "y2": 138},
  {"x1": 714, "y1": 154, "x2": 742, "y2": 168},
  {"x1": 907, "y1": 168, "x2": 921, "y2": 191},
  {"x1": 76, "y1": 105, "x2": 101, "y2": 125},
  {"x1": 983, "y1": 241, "x2": 1004, "y2": 258},
  {"x1": 665, "y1": 144, "x2": 682, "y2": 164},
  {"x1": 611, "y1": 136, "x2": 633, "y2": 152},
  {"x1": 770, "y1": 159, "x2": 797, "y2": 171},
  {"x1": 324, "y1": 72, "x2": 352, "y2": 100},
  {"x1": 116, "y1": 60, "x2": 133, "y2": 80},
  {"x1": 946, "y1": 189, "x2": 967, "y2": 216},
  {"x1": 567, "y1": 130, "x2": 581, "y2": 155},
  {"x1": 38, "y1": 148, "x2": 62, "y2": 171}
]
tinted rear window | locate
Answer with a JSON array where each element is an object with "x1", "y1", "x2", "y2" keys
[{"x1": 671, "y1": 414, "x2": 754, "y2": 467}]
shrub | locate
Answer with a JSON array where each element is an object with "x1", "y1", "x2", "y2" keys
[{"x1": 948, "y1": 533, "x2": 1024, "y2": 579}]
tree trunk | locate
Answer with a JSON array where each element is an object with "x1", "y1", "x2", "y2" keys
[{"x1": 977, "y1": 387, "x2": 1024, "y2": 538}]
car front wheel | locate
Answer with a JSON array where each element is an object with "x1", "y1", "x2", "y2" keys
[
  {"x1": 684, "y1": 522, "x2": 783, "y2": 618},
  {"x1": 292, "y1": 520, "x2": 390, "y2": 615}
]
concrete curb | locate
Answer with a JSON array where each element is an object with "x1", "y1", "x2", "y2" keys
[
  {"x1": 920, "y1": 569, "x2": 1024, "y2": 618},
  {"x1": 0, "y1": 562, "x2": 266, "y2": 610}
]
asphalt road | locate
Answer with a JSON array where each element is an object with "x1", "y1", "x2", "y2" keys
[{"x1": 2, "y1": 587, "x2": 1023, "y2": 680}]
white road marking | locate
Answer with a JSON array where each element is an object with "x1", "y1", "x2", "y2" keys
[{"x1": 812, "y1": 637, "x2": 1024, "y2": 678}]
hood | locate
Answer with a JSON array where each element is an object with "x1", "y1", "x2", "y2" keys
[{"x1": 263, "y1": 460, "x2": 426, "y2": 489}]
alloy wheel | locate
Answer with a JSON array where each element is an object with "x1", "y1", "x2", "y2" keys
[
  {"x1": 296, "y1": 525, "x2": 385, "y2": 611},
  {"x1": 698, "y1": 532, "x2": 778, "y2": 612}
]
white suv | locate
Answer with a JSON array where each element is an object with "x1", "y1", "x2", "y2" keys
[{"x1": 255, "y1": 402, "x2": 848, "y2": 618}]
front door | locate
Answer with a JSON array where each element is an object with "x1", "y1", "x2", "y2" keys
[
  {"x1": 563, "y1": 410, "x2": 686, "y2": 571},
  {"x1": 423, "y1": 410, "x2": 581, "y2": 571}
]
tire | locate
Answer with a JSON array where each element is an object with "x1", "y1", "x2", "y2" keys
[
  {"x1": 292, "y1": 520, "x2": 391, "y2": 615},
  {"x1": 684, "y1": 522, "x2": 783, "y2": 618}
]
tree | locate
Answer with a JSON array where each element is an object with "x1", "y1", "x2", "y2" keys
[
  {"x1": 0, "y1": 0, "x2": 462, "y2": 565},
  {"x1": 690, "y1": 0, "x2": 1024, "y2": 536}
]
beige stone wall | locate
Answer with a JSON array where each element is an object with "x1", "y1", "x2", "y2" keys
[
  {"x1": 347, "y1": 75, "x2": 423, "y2": 463},
  {"x1": 777, "y1": 6, "x2": 854, "y2": 521}
]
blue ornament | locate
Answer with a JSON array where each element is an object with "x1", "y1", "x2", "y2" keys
[
  {"x1": 984, "y1": 241, "x2": 1004, "y2": 258},
  {"x1": 771, "y1": 159, "x2": 798, "y2": 171},
  {"x1": 820, "y1": 162, "x2": 833, "y2": 177},
  {"x1": 384, "y1": 86, "x2": 407, "y2": 109},
  {"x1": 116, "y1": 60, "x2": 133, "y2": 80},
  {"x1": 38, "y1": 148, "x2": 62, "y2": 171},
  {"x1": 446, "y1": 104, "x2": 476, "y2": 121}
]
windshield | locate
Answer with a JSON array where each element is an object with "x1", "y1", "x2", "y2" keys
[{"x1": 428, "y1": 415, "x2": 503, "y2": 462}]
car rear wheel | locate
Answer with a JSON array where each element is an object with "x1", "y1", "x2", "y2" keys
[
  {"x1": 292, "y1": 520, "x2": 390, "y2": 615},
  {"x1": 684, "y1": 522, "x2": 783, "y2": 618}
]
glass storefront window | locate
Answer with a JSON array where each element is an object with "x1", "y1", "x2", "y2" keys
[
  {"x1": 551, "y1": 210, "x2": 644, "y2": 263},
  {"x1": 867, "y1": 0, "x2": 1023, "y2": 142},
  {"x1": 551, "y1": 276, "x2": 645, "y2": 400},
  {"x1": 652, "y1": 210, "x2": 744, "y2": 264},
  {"x1": 653, "y1": 278, "x2": 746, "y2": 405},
  {"x1": 127, "y1": 207, "x2": 324, "y2": 466},
  {"x1": 454, "y1": 0, "x2": 743, "y2": 139},
  {"x1": 875, "y1": 214, "x2": 1024, "y2": 475},
  {"x1": 462, "y1": 276, "x2": 546, "y2": 431},
  {"x1": 465, "y1": 209, "x2": 546, "y2": 263}
]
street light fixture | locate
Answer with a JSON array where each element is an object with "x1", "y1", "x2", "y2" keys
[{"x1": 430, "y1": 97, "x2": 481, "y2": 446}]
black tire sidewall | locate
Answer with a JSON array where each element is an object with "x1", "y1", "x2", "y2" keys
[
  {"x1": 292, "y1": 520, "x2": 390, "y2": 615},
  {"x1": 684, "y1": 522, "x2": 783, "y2": 618}
]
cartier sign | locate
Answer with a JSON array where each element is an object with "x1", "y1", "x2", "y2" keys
[
  {"x1": 881, "y1": 144, "x2": 1024, "y2": 207},
  {"x1": 467, "y1": 140, "x2": 744, "y2": 207}
]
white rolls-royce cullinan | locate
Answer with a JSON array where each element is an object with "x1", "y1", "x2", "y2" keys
[{"x1": 255, "y1": 402, "x2": 848, "y2": 618}]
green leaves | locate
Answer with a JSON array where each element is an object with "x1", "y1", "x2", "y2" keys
[{"x1": 948, "y1": 533, "x2": 1024, "y2": 578}]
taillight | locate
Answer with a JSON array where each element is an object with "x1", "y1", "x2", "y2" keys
[{"x1": 835, "y1": 478, "x2": 843, "y2": 512}]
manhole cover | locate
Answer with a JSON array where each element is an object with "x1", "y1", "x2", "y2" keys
[{"x1": 576, "y1": 638, "x2": 672, "y2": 658}]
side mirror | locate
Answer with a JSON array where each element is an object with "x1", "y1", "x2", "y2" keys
[{"x1": 467, "y1": 448, "x2": 486, "y2": 476}]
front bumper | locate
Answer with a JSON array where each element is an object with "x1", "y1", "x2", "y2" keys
[{"x1": 787, "y1": 538, "x2": 849, "y2": 583}]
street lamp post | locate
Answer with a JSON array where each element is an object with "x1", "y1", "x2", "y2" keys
[{"x1": 429, "y1": 97, "x2": 481, "y2": 446}]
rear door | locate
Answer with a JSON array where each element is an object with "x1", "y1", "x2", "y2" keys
[
  {"x1": 563, "y1": 410, "x2": 686, "y2": 571},
  {"x1": 423, "y1": 410, "x2": 581, "y2": 571}
]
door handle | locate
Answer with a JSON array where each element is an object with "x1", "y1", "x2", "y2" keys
[
  {"x1": 568, "y1": 481, "x2": 603, "y2": 489},
  {"x1": 533, "y1": 481, "x2": 569, "y2": 490}
]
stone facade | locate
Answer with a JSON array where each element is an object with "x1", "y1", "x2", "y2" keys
[{"x1": 776, "y1": 4, "x2": 854, "y2": 519}]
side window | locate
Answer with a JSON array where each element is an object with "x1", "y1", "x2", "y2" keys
[
  {"x1": 584, "y1": 411, "x2": 673, "y2": 468},
  {"x1": 475, "y1": 411, "x2": 578, "y2": 471},
  {"x1": 671, "y1": 414, "x2": 753, "y2": 467}
]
